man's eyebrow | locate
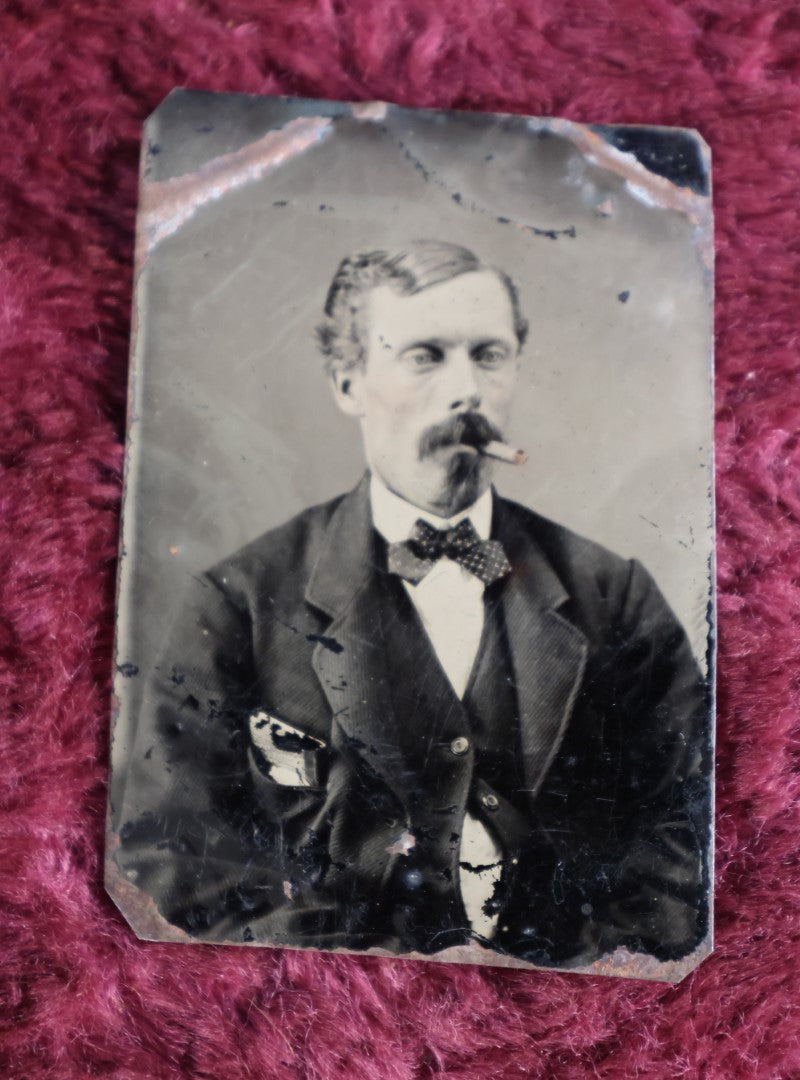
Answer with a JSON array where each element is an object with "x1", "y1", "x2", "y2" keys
[
  {"x1": 395, "y1": 335, "x2": 515, "y2": 353},
  {"x1": 396, "y1": 338, "x2": 446, "y2": 353},
  {"x1": 471, "y1": 338, "x2": 513, "y2": 350}
]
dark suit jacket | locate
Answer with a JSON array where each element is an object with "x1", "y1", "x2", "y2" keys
[{"x1": 115, "y1": 476, "x2": 711, "y2": 966}]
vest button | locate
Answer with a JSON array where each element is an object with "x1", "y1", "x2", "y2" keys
[
  {"x1": 449, "y1": 736, "x2": 470, "y2": 756},
  {"x1": 481, "y1": 793, "x2": 499, "y2": 811}
]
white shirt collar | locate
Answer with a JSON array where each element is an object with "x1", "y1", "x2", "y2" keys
[{"x1": 369, "y1": 472, "x2": 493, "y2": 543}]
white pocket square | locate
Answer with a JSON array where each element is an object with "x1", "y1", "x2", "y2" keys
[{"x1": 249, "y1": 711, "x2": 326, "y2": 788}]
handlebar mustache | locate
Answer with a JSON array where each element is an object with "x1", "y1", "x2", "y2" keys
[{"x1": 418, "y1": 413, "x2": 503, "y2": 459}]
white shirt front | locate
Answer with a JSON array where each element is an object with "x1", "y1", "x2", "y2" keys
[
  {"x1": 370, "y1": 474, "x2": 503, "y2": 940},
  {"x1": 370, "y1": 474, "x2": 492, "y2": 699}
]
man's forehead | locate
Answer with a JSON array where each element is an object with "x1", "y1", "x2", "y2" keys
[{"x1": 365, "y1": 269, "x2": 517, "y2": 347}]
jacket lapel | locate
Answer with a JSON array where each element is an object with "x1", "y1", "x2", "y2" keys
[
  {"x1": 305, "y1": 479, "x2": 589, "y2": 804},
  {"x1": 304, "y1": 476, "x2": 412, "y2": 802},
  {"x1": 494, "y1": 499, "x2": 589, "y2": 798}
]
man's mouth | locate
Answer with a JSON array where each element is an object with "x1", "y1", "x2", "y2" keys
[{"x1": 418, "y1": 413, "x2": 503, "y2": 459}]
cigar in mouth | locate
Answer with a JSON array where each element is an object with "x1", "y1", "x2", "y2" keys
[{"x1": 479, "y1": 440, "x2": 528, "y2": 466}]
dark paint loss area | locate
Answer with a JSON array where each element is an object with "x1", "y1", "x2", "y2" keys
[
  {"x1": 592, "y1": 126, "x2": 709, "y2": 196},
  {"x1": 306, "y1": 632, "x2": 345, "y2": 654}
]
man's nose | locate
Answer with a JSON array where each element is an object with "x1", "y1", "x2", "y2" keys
[{"x1": 447, "y1": 349, "x2": 481, "y2": 412}]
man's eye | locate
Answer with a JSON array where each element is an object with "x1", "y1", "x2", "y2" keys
[
  {"x1": 404, "y1": 348, "x2": 440, "y2": 368},
  {"x1": 475, "y1": 347, "x2": 508, "y2": 367}
]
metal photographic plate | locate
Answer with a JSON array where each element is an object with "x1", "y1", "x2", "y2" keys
[{"x1": 107, "y1": 91, "x2": 715, "y2": 981}]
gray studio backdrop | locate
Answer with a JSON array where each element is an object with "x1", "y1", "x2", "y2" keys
[{"x1": 111, "y1": 92, "x2": 713, "y2": 806}]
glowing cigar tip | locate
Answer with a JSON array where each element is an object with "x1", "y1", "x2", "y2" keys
[{"x1": 480, "y1": 440, "x2": 528, "y2": 466}]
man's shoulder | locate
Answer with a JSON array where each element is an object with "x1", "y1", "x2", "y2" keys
[
  {"x1": 496, "y1": 495, "x2": 632, "y2": 577},
  {"x1": 204, "y1": 491, "x2": 350, "y2": 601},
  {"x1": 494, "y1": 494, "x2": 645, "y2": 615}
]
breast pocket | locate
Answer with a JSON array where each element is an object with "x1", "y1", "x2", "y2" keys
[{"x1": 248, "y1": 710, "x2": 327, "y2": 789}]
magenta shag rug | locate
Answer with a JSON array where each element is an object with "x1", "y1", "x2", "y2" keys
[{"x1": 2, "y1": 2, "x2": 799, "y2": 1076}]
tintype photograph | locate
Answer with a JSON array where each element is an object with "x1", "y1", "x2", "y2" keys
[{"x1": 108, "y1": 91, "x2": 715, "y2": 981}]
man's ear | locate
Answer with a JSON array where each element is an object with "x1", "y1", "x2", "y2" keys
[{"x1": 330, "y1": 365, "x2": 365, "y2": 417}]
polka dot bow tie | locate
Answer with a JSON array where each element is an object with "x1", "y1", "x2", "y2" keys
[{"x1": 387, "y1": 518, "x2": 512, "y2": 587}]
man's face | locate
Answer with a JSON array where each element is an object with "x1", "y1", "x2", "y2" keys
[{"x1": 333, "y1": 269, "x2": 521, "y2": 517}]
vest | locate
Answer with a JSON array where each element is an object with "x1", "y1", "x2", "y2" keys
[{"x1": 375, "y1": 565, "x2": 531, "y2": 950}]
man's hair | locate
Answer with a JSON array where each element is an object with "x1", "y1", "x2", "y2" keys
[{"x1": 316, "y1": 239, "x2": 529, "y2": 374}]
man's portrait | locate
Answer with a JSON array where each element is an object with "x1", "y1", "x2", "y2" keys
[{"x1": 109, "y1": 93, "x2": 714, "y2": 979}]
